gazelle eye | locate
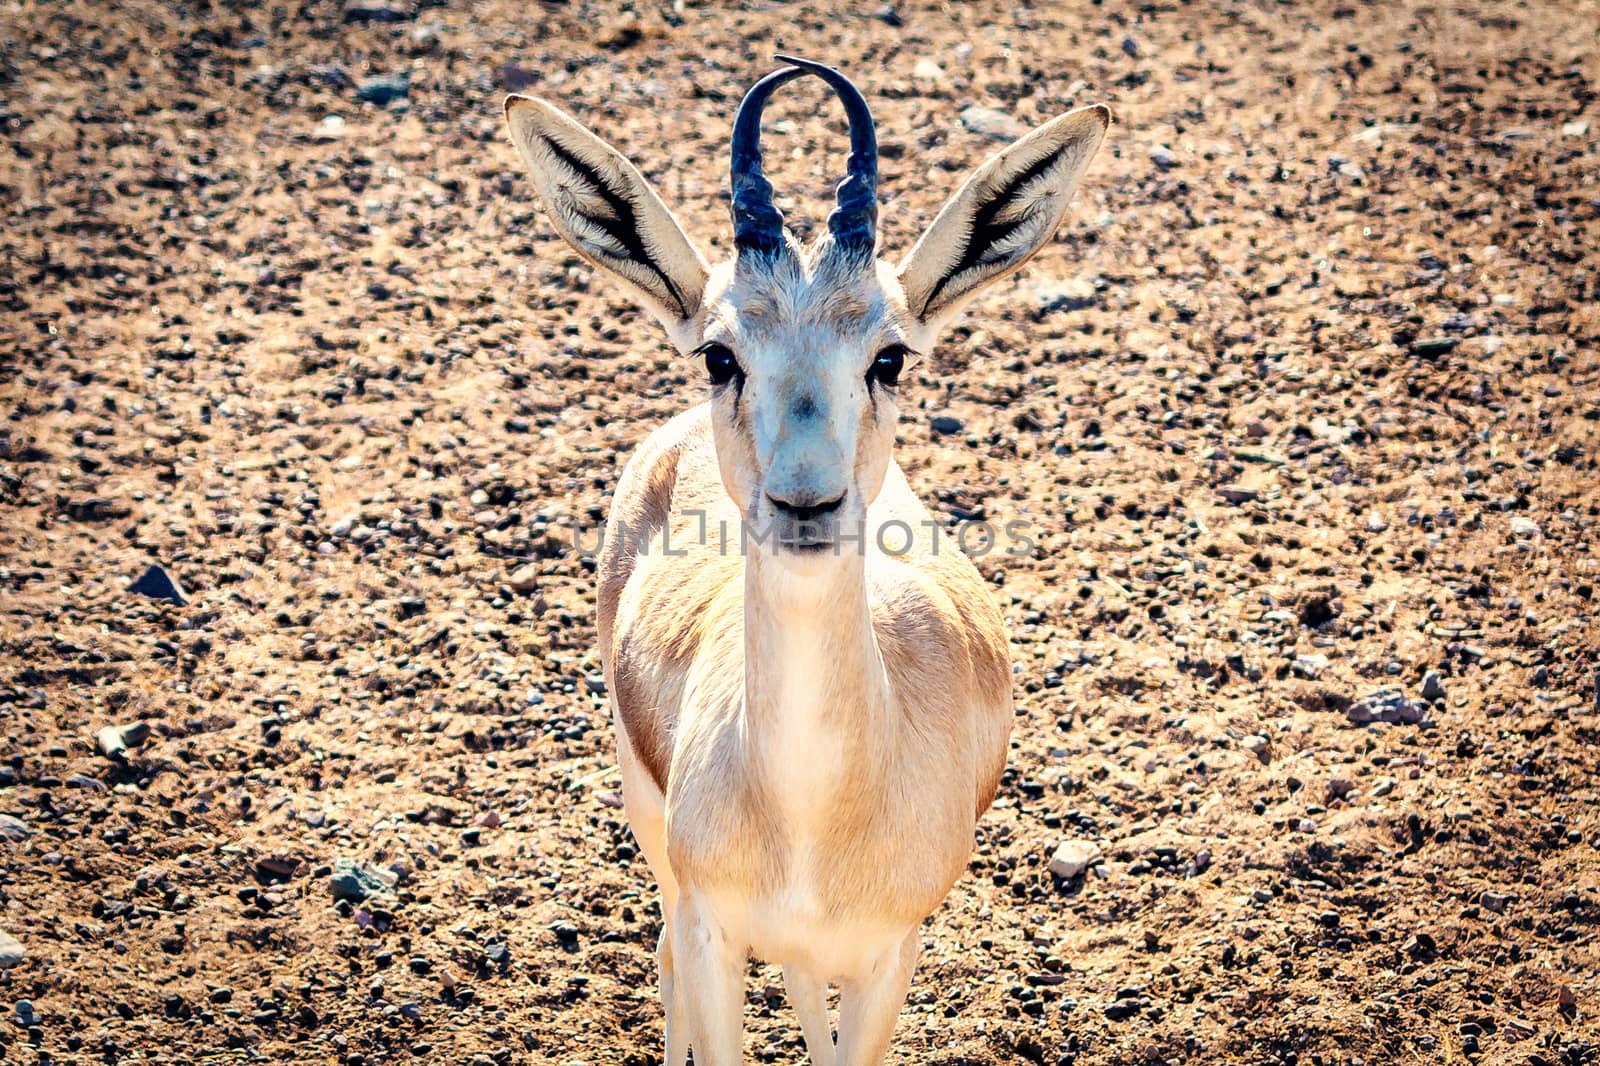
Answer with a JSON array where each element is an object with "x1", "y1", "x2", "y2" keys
[
  {"x1": 868, "y1": 344, "x2": 909, "y2": 388},
  {"x1": 698, "y1": 343, "x2": 741, "y2": 388}
]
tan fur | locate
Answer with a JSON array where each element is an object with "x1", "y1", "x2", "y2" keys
[{"x1": 600, "y1": 408, "x2": 1010, "y2": 929}]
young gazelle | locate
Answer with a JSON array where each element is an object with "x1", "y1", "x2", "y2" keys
[{"x1": 505, "y1": 57, "x2": 1108, "y2": 1066}]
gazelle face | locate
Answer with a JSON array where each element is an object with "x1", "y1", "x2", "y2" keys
[
  {"x1": 504, "y1": 55, "x2": 1109, "y2": 568},
  {"x1": 698, "y1": 254, "x2": 913, "y2": 559}
]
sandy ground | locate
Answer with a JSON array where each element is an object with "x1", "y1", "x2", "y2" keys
[{"x1": 2, "y1": 0, "x2": 1599, "y2": 1062}]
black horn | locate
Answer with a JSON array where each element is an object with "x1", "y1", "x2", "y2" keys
[
  {"x1": 775, "y1": 55, "x2": 878, "y2": 255},
  {"x1": 730, "y1": 64, "x2": 806, "y2": 256}
]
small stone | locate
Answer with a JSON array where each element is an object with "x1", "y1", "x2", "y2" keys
[
  {"x1": 930, "y1": 415, "x2": 964, "y2": 436},
  {"x1": 1325, "y1": 778, "x2": 1355, "y2": 802},
  {"x1": 1048, "y1": 839, "x2": 1101, "y2": 879},
  {"x1": 1292, "y1": 654, "x2": 1329, "y2": 679},
  {"x1": 256, "y1": 855, "x2": 301, "y2": 881},
  {"x1": 1345, "y1": 688, "x2": 1424, "y2": 726},
  {"x1": 357, "y1": 72, "x2": 411, "y2": 104},
  {"x1": 128, "y1": 564, "x2": 186, "y2": 605},
  {"x1": 583, "y1": 673, "x2": 607, "y2": 696},
  {"x1": 316, "y1": 115, "x2": 347, "y2": 141},
  {"x1": 1561, "y1": 119, "x2": 1589, "y2": 138},
  {"x1": 0, "y1": 931, "x2": 23, "y2": 968},
  {"x1": 1217, "y1": 486, "x2": 1257, "y2": 505},
  {"x1": 0, "y1": 814, "x2": 30, "y2": 843},
  {"x1": 14, "y1": 998, "x2": 36, "y2": 1023},
  {"x1": 97, "y1": 722, "x2": 152, "y2": 761},
  {"x1": 960, "y1": 106, "x2": 1025, "y2": 142},
  {"x1": 343, "y1": 0, "x2": 414, "y2": 22},
  {"x1": 1242, "y1": 734, "x2": 1269, "y2": 756},
  {"x1": 1120, "y1": 35, "x2": 1140, "y2": 57},
  {"x1": 1479, "y1": 891, "x2": 1511, "y2": 914},
  {"x1": 1371, "y1": 776, "x2": 1398, "y2": 797},
  {"x1": 329, "y1": 859, "x2": 398, "y2": 903},
  {"x1": 911, "y1": 59, "x2": 945, "y2": 83},
  {"x1": 1421, "y1": 671, "x2": 1446, "y2": 701},
  {"x1": 506, "y1": 563, "x2": 539, "y2": 593},
  {"x1": 871, "y1": 3, "x2": 903, "y2": 27},
  {"x1": 550, "y1": 920, "x2": 580, "y2": 948},
  {"x1": 1410, "y1": 336, "x2": 1458, "y2": 359},
  {"x1": 1148, "y1": 144, "x2": 1175, "y2": 170},
  {"x1": 1366, "y1": 512, "x2": 1388, "y2": 532},
  {"x1": 1510, "y1": 516, "x2": 1540, "y2": 537}
]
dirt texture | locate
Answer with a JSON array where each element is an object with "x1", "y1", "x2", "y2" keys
[{"x1": 3, "y1": 0, "x2": 1600, "y2": 1063}]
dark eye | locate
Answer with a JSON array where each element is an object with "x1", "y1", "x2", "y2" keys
[
  {"x1": 868, "y1": 344, "x2": 909, "y2": 388},
  {"x1": 699, "y1": 342, "x2": 741, "y2": 388}
]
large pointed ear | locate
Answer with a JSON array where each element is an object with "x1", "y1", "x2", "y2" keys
[
  {"x1": 898, "y1": 105, "x2": 1109, "y2": 340},
  {"x1": 504, "y1": 95, "x2": 709, "y2": 351}
]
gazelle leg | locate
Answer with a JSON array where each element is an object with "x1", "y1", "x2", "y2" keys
[
  {"x1": 659, "y1": 923, "x2": 688, "y2": 1066},
  {"x1": 671, "y1": 891, "x2": 746, "y2": 1066},
  {"x1": 783, "y1": 965, "x2": 836, "y2": 1066},
  {"x1": 834, "y1": 930, "x2": 919, "y2": 1066}
]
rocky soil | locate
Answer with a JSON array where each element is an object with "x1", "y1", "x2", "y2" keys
[{"x1": 2, "y1": 0, "x2": 1599, "y2": 1063}]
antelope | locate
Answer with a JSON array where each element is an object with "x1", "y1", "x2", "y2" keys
[{"x1": 504, "y1": 56, "x2": 1108, "y2": 1066}]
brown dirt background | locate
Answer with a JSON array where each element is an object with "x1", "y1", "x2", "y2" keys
[{"x1": 3, "y1": 0, "x2": 1600, "y2": 1063}]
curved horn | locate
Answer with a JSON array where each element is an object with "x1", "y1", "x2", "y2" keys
[
  {"x1": 775, "y1": 54, "x2": 878, "y2": 255},
  {"x1": 730, "y1": 65, "x2": 806, "y2": 255}
]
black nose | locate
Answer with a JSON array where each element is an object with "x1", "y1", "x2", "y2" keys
[{"x1": 768, "y1": 493, "x2": 844, "y2": 523}]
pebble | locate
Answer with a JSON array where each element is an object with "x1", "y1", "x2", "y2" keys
[
  {"x1": 506, "y1": 562, "x2": 539, "y2": 593},
  {"x1": 1562, "y1": 119, "x2": 1590, "y2": 138},
  {"x1": 343, "y1": 0, "x2": 415, "y2": 22},
  {"x1": 1422, "y1": 671, "x2": 1446, "y2": 701},
  {"x1": 1344, "y1": 688, "x2": 1425, "y2": 725},
  {"x1": 1371, "y1": 776, "x2": 1398, "y2": 797},
  {"x1": 911, "y1": 59, "x2": 945, "y2": 84},
  {"x1": 357, "y1": 72, "x2": 411, "y2": 104},
  {"x1": 1148, "y1": 144, "x2": 1176, "y2": 170},
  {"x1": 128, "y1": 563, "x2": 186, "y2": 605},
  {"x1": 97, "y1": 722, "x2": 151, "y2": 761},
  {"x1": 1479, "y1": 891, "x2": 1511, "y2": 914},
  {"x1": 316, "y1": 114, "x2": 347, "y2": 141},
  {"x1": 1292, "y1": 654, "x2": 1329, "y2": 679},
  {"x1": 1242, "y1": 734, "x2": 1269, "y2": 756},
  {"x1": 0, "y1": 814, "x2": 30, "y2": 842},
  {"x1": 1366, "y1": 512, "x2": 1388, "y2": 532},
  {"x1": 0, "y1": 931, "x2": 24, "y2": 968},
  {"x1": 1047, "y1": 839, "x2": 1101, "y2": 879},
  {"x1": 329, "y1": 858, "x2": 398, "y2": 902},
  {"x1": 1510, "y1": 516, "x2": 1540, "y2": 537},
  {"x1": 960, "y1": 105, "x2": 1025, "y2": 142},
  {"x1": 930, "y1": 415, "x2": 964, "y2": 435},
  {"x1": 1217, "y1": 486, "x2": 1257, "y2": 505}
]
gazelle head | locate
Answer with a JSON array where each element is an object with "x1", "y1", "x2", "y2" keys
[{"x1": 505, "y1": 57, "x2": 1108, "y2": 565}]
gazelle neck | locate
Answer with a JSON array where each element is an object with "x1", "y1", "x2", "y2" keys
[{"x1": 741, "y1": 549, "x2": 890, "y2": 729}]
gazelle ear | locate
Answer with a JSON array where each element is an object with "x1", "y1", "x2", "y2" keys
[
  {"x1": 898, "y1": 105, "x2": 1109, "y2": 338},
  {"x1": 504, "y1": 95, "x2": 709, "y2": 351}
]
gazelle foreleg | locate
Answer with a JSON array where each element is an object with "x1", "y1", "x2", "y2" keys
[
  {"x1": 784, "y1": 965, "x2": 837, "y2": 1066},
  {"x1": 671, "y1": 890, "x2": 746, "y2": 1066},
  {"x1": 834, "y1": 930, "x2": 919, "y2": 1066}
]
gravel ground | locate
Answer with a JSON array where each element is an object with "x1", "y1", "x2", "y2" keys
[{"x1": 2, "y1": 0, "x2": 1599, "y2": 1063}]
